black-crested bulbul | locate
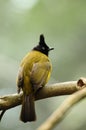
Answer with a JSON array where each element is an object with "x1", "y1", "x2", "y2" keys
[{"x1": 17, "y1": 34, "x2": 54, "y2": 122}]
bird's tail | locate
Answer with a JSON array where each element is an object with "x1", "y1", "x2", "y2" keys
[{"x1": 20, "y1": 94, "x2": 36, "y2": 122}]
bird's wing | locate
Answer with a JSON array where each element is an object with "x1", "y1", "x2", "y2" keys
[
  {"x1": 17, "y1": 67, "x2": 24, "y2": 93},
  {"x1": 30, "y1": 61, "x2": 51, "y2": 92}
]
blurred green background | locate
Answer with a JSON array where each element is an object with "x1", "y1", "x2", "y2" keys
[{"x1": 0, "y1": 0, "x2": 86, "y2": 130}]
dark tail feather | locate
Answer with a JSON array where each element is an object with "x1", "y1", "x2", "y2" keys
[{"x1": 20, "y1": 94, "x2": 36, "y2": 122}]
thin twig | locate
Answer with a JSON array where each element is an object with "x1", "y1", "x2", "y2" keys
[{"x1": 0, "y1": 110, "x2": 6, "y2": 121}]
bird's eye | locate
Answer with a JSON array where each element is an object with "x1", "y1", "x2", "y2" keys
[{"x1": 42, "y1": 47, "x2": 45, "y2": 50}]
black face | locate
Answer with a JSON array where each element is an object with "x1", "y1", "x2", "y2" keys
[{"x1": 33, "y1": 34, "x2": 54, "y2": 56}]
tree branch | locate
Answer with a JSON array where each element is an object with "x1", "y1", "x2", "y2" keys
[
  {"x1": 0, "y1": 81, "x2": 79, "y2": 110},
  {"x1": 0, "y1": 78, "x2": 84, "y2": 121}
]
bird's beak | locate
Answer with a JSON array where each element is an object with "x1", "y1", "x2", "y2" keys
[{"x1": 49, "y1": 48, "x2": 54, "y2": 51}]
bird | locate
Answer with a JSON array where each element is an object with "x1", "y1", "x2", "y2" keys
[{"x1": 16, "y1": 34, "x2": 54, "y2": 123}]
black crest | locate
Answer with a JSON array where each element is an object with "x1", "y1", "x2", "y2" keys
[{"x1": 33, "y1": 34, "x2": 54, "y2": 56}]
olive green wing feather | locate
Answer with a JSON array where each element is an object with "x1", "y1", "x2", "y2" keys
[
  {"x1": 17, "y1": 67, "x2": 24, "y2": 93},
  {"x1": 30, "y1": 61, "x2": 51, "y2": 92}
]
